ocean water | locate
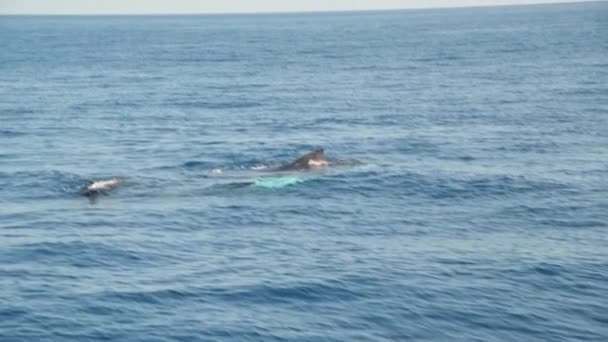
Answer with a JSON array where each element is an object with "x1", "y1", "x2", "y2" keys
[{"x1": 1, "y1": 2, "x2": 608, "y2": 341}]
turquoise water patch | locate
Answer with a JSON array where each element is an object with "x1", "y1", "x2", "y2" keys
[{"x1": 254, "y1": 176, "x2": 303, "y2": 188}]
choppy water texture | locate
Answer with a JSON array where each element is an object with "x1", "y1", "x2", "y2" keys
[{"x1": 1, "y1": 2, "x2": 608, "y2": 341}]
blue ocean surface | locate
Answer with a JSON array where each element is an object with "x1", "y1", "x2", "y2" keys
[{"x1": 1, "y1": 2, "x2": 608, "y2": 341}]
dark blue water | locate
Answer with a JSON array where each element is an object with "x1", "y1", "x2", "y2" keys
[{"x1": 1, "y1": 2, "x2": 608, "y2": 341}]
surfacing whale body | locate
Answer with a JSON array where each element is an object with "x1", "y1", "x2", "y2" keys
[
  {"x1": 275, "y1": 148, "x2": 330, "y2": 171},
  {"x1": 82, "y1": 178, "x2": 122, "y2": 197}
]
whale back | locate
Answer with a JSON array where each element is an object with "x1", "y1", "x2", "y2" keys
[{"x1": 83, "y1": 178, "x2": 122, "y2": 197}]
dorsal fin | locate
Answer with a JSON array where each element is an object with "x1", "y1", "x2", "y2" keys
[
  {"x1": 276, "y1": 148, "x2": 327, "y2": 171},
  {"x1": 293, "y1": 149, "x2": 325, "y2": 164},
  {"x1": 306, "y1": 148, "x2": 324, "y2": 158}
]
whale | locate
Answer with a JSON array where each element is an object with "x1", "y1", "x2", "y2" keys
[
  {"x1": 206, "y1": 148, "x2": 358, "y2": 189},
  {"x1": 82, "y1": 178, "x2": 122, "y2": 197},
  {"x1": 275, "y1": 148, "x2": 330, "y2": 171}
]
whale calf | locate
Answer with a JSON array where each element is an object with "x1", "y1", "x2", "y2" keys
[
  {"x1": 83, "y1": 178, "x2": 122, "y2": 197},
  {"x1": 276, "y1": 148, "x2": 330, "y2": 171}
]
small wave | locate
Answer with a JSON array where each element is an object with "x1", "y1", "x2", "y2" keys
[
  {"x1": 0, "y1": 130, "x2": 25, "y2": 137},
  {"x1": 180, "y1": 160, "x2": 215, "y2": 169},
  {"x1": 102, "y1": 288, "x2": 196, "y2": 305},
  {"x1": 413, "y1": 55, "x2": 464, "y2": 63},
  {"x1": 438, "y1": 154, "x2": 476, "y2": 161},
  {"x1": 0, "y1": 307, "x2": 29, "y2": 319},
  {"x1": 93, "y1": 280, "x2": 361, "y2": 306},
  {"x1": 0, "y1": 170, "x2": 85, "y2": 200},
  {"x1": 538, "y1": 219, "x2": 607, "y2": 229},
  {"x1": 172, "y1": 56, "x2": 241, "y2": 63},
  {"x1": 378, "y1": 172, "x2": 570, "y2": 200},
  {"x1": 250, "y1": 165, "x2": 271, "y2": 170},
  {"x1": 204, "y1": 181, "x2": 254, "y2": 193},
  {"x1": 393, "y1": 139, "x2": 440, "y2": 154},
  {"x1": 443, "y1": 175, "x2": 567, "y2": 199},
  {"x1": 531, "y1": 263, "x2": 565, "y2": 276},
  {"x1": 165, "y1": 100, "x2": 262, "y2": 109},
  {"x1": 206, "y1": 280, "x2": 364, "y2": 304},
  {"x1": 2, "y1": 241, "x2": 147, "y2": 268},
  {"x1": 1, "y1": 108, "x2": 34, "y2": 115},
  {"x1": 554, "y1": 88, "x2": 607, "y2": 96}
]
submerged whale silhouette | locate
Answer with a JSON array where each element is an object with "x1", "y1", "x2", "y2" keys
[
  {"x1": 275, "y1": 148, "x2": 330, "y2": 171},
  {"x1": 82, "y1": 178, "x2": 122, "y2": 197}
]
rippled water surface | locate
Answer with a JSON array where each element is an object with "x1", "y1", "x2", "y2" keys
[{"x1": 1, "y1": 2, "x2": 608, "y2": 341}]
